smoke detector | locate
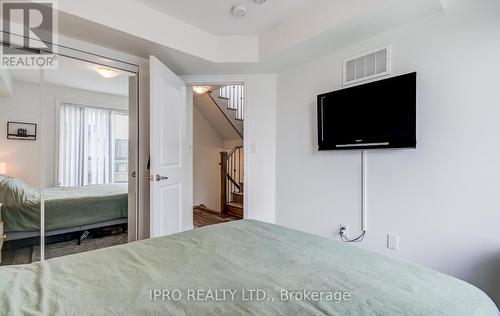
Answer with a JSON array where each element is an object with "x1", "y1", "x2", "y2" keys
[
  {"x1": 254, "y1": 0, "x2": 266, "y2": 3},
  {"x1": 231, "y1": 4, "x2": 247, "y2": 18}
]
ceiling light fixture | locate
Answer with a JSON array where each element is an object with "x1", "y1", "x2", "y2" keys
[
  {"x1": 193, "y1": 86, "x2": 211, "y2": 94},
  {"x1": 95, "y1": 67, "x2": 120, "y2": 79},
  {"x1": 231, "y1": 4, "x2": 247, "y2": 18}
]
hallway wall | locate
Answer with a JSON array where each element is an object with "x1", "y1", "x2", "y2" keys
[{"x1": 193, "y1": 106, "x2": 225, "y2": 212}]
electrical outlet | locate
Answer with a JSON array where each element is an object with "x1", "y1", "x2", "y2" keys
[
  {"x1": 339, "y1": 224, "x2": 350, "y2": 238},
  {"x1": 387, "y1": 233, "x2": 399, "y2": 250}
]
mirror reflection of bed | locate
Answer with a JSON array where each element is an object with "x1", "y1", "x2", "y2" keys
[
  {"x1": 0, "y1": 55, "x2": 137, "y2": 265},
  {"x1": 0, "y1": 177, "x2": 128, "y2": 263}
]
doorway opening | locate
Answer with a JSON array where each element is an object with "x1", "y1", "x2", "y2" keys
[{"x1": 192, "y1": 85, "x2": 245, "y2": 228}]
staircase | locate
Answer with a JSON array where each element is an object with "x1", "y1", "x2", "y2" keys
[
  {"x1": 221, "y1": 145, "x2": 244, "y2": 218},
  {"x1": 209, "y1": 85, "x2": 245, "y2": 137},
  {"x1": 202, "y1": 85, "x2": 245, "y2": 218}
]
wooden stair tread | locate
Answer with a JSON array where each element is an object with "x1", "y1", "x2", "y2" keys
[
  {"x1": 232, "y1": 192, "x2": 243, "y2": 196},
  {"x1": 225, "y1": 202, "x2": 243, "y2": 219}
]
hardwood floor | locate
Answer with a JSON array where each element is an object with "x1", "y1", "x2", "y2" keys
[{"x1": 193, "y1": 207, "x2": 241, "y2": 228}]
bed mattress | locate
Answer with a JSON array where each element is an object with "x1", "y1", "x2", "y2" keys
[
  {"x1": 0, "y1": 176, "x2": 127, "y2": 233},
  {"x1": 0, "y1": 220, "x2": 496, "y2": 315}
]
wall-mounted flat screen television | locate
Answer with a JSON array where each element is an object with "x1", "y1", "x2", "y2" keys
[{"x1": 317, "y1": 72, "x2": 416, "y2": 150}]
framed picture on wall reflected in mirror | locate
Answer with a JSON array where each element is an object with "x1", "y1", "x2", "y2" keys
[{"x1": 7, "y1": 122, "x2": 37, "y2": 141}]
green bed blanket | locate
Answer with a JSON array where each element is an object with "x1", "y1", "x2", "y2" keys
[
  {"x1": 0, "y1": 220, "x2": 497, "y2": 315},
  {"x1": 0, "y1": 176, "x2": 127, "y2": 233}
]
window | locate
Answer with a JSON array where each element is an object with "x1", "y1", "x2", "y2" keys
[
  {"x1": 112, "y1": 113, "x2": 129, "y2": 183},
  {"x1": 58, "y1": 102, "x2": 128, "y2": 187}
]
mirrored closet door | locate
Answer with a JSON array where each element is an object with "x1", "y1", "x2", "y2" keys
[
  {"x1": 0, "y1": 64, "x2": 42, "y2": 266},
  {"x1": 0, "y1": 47, "x2": 138, "y2": 265}
]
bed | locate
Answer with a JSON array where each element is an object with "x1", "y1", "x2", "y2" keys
[
  {"x1": 0, "y1": 220, "x2": 497, "y2": 315},
  {"x1": 0, "y1": 176, "x2": 128, "y2": 240}
]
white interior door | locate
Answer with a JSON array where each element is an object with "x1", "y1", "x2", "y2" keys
[{"x1": 149, "y1": 56, "x2": 187, "y2": 238}]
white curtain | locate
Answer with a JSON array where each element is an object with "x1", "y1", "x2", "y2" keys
[{"x1": 59, "y1": 103, "x2": 111, "y2": 187}]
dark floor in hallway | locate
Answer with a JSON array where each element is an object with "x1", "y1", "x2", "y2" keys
[{"x1": 193, "y1": 207, "x2": 241, "y2": 228}]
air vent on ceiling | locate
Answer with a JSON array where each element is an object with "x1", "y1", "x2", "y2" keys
[{"x1": 343, "y1": 46, "x2": 391, "y2": 86}]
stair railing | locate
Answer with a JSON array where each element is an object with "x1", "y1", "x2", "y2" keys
[
  {"x1": 219, "y1": 85, "x2": 245, "y2": 120},
  {"x1": 220, "y1": 145, "x2": 243, "y2": 213}
]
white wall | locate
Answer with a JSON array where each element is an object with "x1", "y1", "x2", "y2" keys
[
  {"x1": 193, "y1": 106, "x2": 224, "y2": 211},
  {"x1": 0, "y1": 81, "x2": 41, "y2": 186},
  {"x1": 275, "y1": 0, "x2": 500, "y2": 304},
  {"x1": 224, "y1": 139, "x2": 243, "y2": 149},
  {"x1": 0, "y1": 81, "x2": 128, "y2": 187},
  {"x1": 183, "y1": 75, "x2": 277, "y2": 223}
]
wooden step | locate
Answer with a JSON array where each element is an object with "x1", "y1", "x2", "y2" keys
[
  {"x1": 225, "y1": 202, "x2": 243, "y2": 218},
  {"x1": 232, "y1": 192, "x2": 243, "y2": 204}
]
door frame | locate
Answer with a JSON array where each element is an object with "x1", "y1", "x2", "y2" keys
[{"x1": 182, "y1": 77, "x2": 249, "y2": 220}]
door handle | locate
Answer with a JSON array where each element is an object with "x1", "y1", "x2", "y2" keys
[
  {"x1": 147, "y1": 174, "x2": 168, "y2": 182},
  {"x1": 155, "y1": 175, "x2": 169, "y2": 182}
]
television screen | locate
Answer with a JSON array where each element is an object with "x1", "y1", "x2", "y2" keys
[{"x1": 317, "y1": 72, "x2": 416, "y2": 150}]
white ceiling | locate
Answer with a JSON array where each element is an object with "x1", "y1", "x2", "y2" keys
[
  {"x1": 135, "y1": 0, "x2": 317, "y2": 35},
  {"x1": 57, "y1": 0, "x2": 445, "y2": 75},
  {"x1": 10, "y1": 56, "x2": 132, "y2": 96}
]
